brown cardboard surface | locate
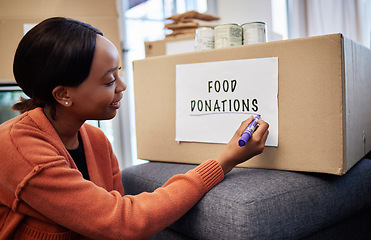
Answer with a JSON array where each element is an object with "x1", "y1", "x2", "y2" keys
[
  {"x1": 133, "y1": 33, "x2": 371, "y2": 175},
  {"x1": 0, "y1": 0, "x2": 120, "y2": 84},
  {"x1": 343, "y1": 37, "x2": 371, "y2": 171}
]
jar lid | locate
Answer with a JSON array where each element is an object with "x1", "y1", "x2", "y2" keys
[{"x1": 241, "y1": 22, "x2": 267, "y2": 28}]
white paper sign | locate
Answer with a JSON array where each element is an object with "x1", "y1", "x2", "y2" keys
[{"x1": 176, "y1": 58, "x2": 278, "y2": 146}]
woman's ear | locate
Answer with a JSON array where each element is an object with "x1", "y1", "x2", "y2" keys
[{"x1": 52, "y1": 86, "x2": 72, "y2": 106}]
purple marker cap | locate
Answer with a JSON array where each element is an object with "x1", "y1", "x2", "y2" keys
[{"x1": 238, "y1": 115, "x2": 261, "y2": 147}]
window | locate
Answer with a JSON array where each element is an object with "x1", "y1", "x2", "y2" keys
[{"x1": 115, "y1": 0, "x2": 209, "y2": 167}]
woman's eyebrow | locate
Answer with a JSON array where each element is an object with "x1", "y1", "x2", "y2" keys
[{"x1": 101, "y1": 66, "x2": 118, "y2": 78}]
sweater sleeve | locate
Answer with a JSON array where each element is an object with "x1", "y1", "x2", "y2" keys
[{"x1": 15, "y1": 159, "x2": 224, "y2": 240}]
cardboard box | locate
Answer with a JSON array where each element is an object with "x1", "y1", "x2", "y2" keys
[
  {"x1": 0, "y1": 0, "x2": 121, "y2": 84},
  {"x1": 145, "y1": 34, "x2": 195, "y2": 58},
  {"x1": 133, "y1": 33, "x2": 371, "y2": 175}
]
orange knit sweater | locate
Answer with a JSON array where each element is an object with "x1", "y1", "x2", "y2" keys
[{"x1": 0, "y1": 108, "x2": 224, "y2": 239}]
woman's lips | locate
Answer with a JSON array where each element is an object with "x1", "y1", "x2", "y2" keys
[{"x1": 110, "y1": 100, "x2": 121, "y2": 109}]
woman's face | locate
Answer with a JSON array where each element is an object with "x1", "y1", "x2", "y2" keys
[{"x1": 67, "y1": 35, "x2": 126, "y2": 121}]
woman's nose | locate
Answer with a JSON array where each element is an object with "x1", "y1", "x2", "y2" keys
[{"x1": 116, "y1": 76, "x2": 127, "y2": 93}]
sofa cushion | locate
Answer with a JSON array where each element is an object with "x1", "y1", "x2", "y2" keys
[{"x1": 122, "y1": 157, "x2": 371, "y2": 239}]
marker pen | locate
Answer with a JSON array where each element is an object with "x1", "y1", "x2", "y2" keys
[{"x1": 238, "y1": 115, "x2": 261, "y2": 147}]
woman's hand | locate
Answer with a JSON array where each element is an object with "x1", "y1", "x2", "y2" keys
[{"x1": 215, "y1": 116, "x2": 269, "y2": 175}]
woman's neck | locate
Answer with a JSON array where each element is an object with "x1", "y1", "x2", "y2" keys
[{"x1": 43, "y1": 106, "x2": 83, "y2": 150}]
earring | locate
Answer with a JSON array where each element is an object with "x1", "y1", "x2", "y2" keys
[{"x1": 65, "y1": 102, "x2": 69, "y2": 105}]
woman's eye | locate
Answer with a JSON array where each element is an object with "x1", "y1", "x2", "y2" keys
[{"x1": 106, "y1": 78, "x2": 116, "y2": 86}]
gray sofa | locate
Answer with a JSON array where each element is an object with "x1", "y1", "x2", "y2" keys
[{"x1": 121, "y1": 154, "x2": 371, "y2": 239}]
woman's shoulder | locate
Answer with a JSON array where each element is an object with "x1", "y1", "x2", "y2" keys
[
  {"x1": 0, "y1": 110, "x2": 36, "y2": 139},
  {"x1": 0, "y1": 108, "x2": 68, "y2": 165},
  {"x1": 4, "y1": 108, "x2": 56, "y2": 138}
]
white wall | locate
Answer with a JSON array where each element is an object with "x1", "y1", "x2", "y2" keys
[
  {"x1": 215, "y1": 0, "x2": 273, "y2": 27},
  {"x1": 214, "y1": 0, "x2": 284, "y2": 41}
]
